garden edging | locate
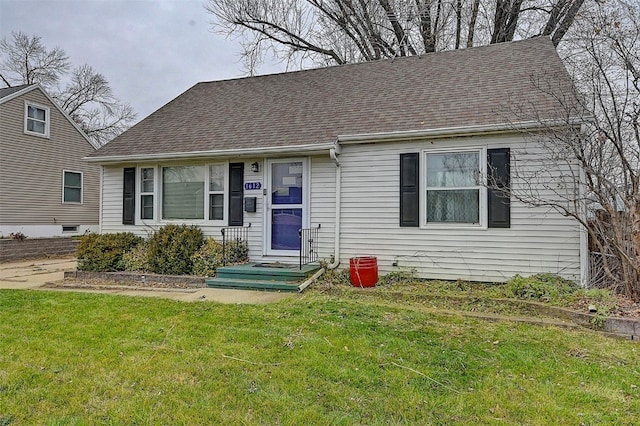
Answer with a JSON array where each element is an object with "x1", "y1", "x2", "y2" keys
[
  {"x1": 64, "y1": 271, "x2": 206, "y2": 288},
  {"x1": 357, "y1": 290, "x2": 640, "y2": 341}
]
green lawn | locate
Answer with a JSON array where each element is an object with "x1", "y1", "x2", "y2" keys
[{"x1": 0, "y1": 287, "x2": 638, "y2": 425}]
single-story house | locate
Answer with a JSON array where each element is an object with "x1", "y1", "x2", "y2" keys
[
  {"x1": 87, "y1": 36, "x2": 587, "y2": 284},
  {"x1": 0, "y1": 84, "x2": 100, "y2": 238}
]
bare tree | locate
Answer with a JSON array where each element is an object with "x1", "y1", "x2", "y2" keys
[
  {"x1": 56, "y1": 64, "x2": 136, "y2": 146},
  {"x1": 505, "y1": 0, "x2": 639, "y2": 300},
  {"x1": 0, "y1": 32, "x2": 136, "y2": 146},
  {"x1": 0, "y1": 31, "x2": 69, "y2": 88},
  {"x1": 206, "y1": 0, "x2": 587, "y2": 72}
]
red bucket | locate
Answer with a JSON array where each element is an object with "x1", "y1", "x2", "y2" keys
[{"x1": 350, "y1": 256, "x2": 378, "y2": 288}]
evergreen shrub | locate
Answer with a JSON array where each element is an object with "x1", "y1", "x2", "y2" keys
[
  {"x1": 146, "y1": 224, "x2": 204, "y2": 275},
  {"x1": 77, "y1": 232, "x2": 143, "y2": 272}
]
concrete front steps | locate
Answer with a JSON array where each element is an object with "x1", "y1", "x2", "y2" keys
[{"x1": 206, "y1": 262, "x2": 322, "y2": 292}]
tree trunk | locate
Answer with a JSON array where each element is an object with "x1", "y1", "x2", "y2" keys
[
  {"x1": 455, "y1": 0, "x2": 462, "y2": 49},
  {"x1": 491, "y1": 0, "x2": 524, "y2": 44},
  {"x1": 467, "y1": 0, "x2": 480, "y2": 47},
  {"x1": 631, "y1": 194, "x2": 640, "y2": 299},
  {"x1": 551, "y1": 0, "x2": 585, "y2": 46}
]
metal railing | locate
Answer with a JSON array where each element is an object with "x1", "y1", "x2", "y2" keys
[
  {"x1": 221, "y1": 223, "x2": 251, "y2": 266},
  {"x1": 299, "y1": 224, "x2": 321, "y2": 270}
]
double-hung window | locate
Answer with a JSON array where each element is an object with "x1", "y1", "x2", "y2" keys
[
  {"x1": 400, "y1": 148, "x2": 509, "y2": 228},
  {"x1": 63, "y1": 171, "x2": 82, "y2": 204},
  {"x1": 425, "y1": 150, "x2": 482, "y2": 224},
  {"x1": 25, "y1": 102, "x2": 50, "y2": 137},
  {"x1": 125, "y1": 163, "x2": 234, "y2": 223},
  {"x1": 208, "y1": 164, "x2": 226, "y2": 221},
  {"x1": 140, "y1": 167, "x2": 155, "y2": 220}
]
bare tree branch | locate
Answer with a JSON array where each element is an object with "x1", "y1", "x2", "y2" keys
[
  {"x1": 1, "y1": 31, "x2": 136, "y2": 146},
  {"x1": 207, "y1": 0, "x2": 588, "y2": 73},
  {"x1": 509, "y1": 0, "x2": 640, "y2": 299}
]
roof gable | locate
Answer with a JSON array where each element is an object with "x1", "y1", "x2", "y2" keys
[
  {"x1": 0, "y1": 84, "x2": 37, "y2": 103},
  {"x1": 0, "y1": 84, "x2": 99, "y2": 150},
  {"x1": 91, "y1": 37, "x2": 579, "y2": 160}
]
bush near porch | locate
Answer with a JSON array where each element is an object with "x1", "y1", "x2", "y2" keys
[{"x1": 76, "y1": 225, "x2": 248, "y2": 276}]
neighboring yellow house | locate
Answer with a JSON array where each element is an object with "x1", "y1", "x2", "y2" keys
[{"x1": 0, "y1": 84, "x2": 100, "y2": 238}]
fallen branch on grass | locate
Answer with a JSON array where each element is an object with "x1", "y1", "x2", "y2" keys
[
  {"x1": 222, "y1": 354, "x2": 281, "y2": 366},
  {"x1": 390, "y1": 361, "x2": 460, "y2": 394}
]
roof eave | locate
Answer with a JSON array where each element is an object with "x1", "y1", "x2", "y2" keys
[
  {"x1": 87, "y1": 118, "x2": 586, "y2": 164},
  {"x1": 336, "y1": 118, "x2": 585, "y2": 144},
  {"x1": 85, "y1": 142, "x2": 336, "y2": 164}
]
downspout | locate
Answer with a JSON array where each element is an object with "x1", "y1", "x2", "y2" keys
[
  {"x1": 98, "y1": 165, "x2": 104, "y2": 235},
  {"x1": 579, "y1": 156, "x2": 589, "y2": 287},
  {"x1": 328, "y1": 141, "x2": 341, "y2": 269}
]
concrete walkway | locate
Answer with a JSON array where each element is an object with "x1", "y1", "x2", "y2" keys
[{"x1": 0, "y1": 257, "x2": 290, "y2": 304}]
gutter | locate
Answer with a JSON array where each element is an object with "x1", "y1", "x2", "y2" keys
[
  {"x1": 87, "y1": 118, "x2": 587, "y2": 164},
  {"x1": 336, "y1": 118, "x2": 586, "y2": 144},
  {"x1": 84, "y1": 142, "x2": 336, "y2": 164},
  {"x1": 578, "y1": 122, "x2": 590, "y2": 287},
  {"x1": 327, "y1": 141, "x2": 341, "y2": 269}
]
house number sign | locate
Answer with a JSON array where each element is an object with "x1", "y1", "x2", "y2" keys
[{"x1": 244, "y1": 182, "x2": 262, "y2": 191}]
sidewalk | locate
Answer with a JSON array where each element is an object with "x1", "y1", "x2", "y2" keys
[{"x1": 0, "y1": 257, "x2": 290, "y2": 304}]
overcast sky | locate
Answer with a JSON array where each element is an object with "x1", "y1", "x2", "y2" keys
[{"x1": 0, "y1": 0, "x2": 284, "y2": 122}]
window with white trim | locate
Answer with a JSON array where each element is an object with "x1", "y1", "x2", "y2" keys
[
  {"x1": 425, "y1": 150, "x2": 481, "y2": 224},
  {"x1": 63, "y1": 171, "x2": 82, "y2": 204},
  {"x1": 25, "y1": 103, "x2": 50, "y2": 137},
  {"x1": 140, "y1": 167, "x2": 155, "y2": 220},
  {"x1": 208, "y1": 164, "x2": 226, "y2": 221}
]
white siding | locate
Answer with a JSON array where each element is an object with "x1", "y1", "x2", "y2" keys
[
  {"x1": 101, "y1": 160, "x2": 264, "y2": 244},
  {"x1": 310, "y1": 156, "x2": 336, "y2": 261},
  {"x1": 338, "y1": 134, "x2": 582, "y2": 282},
  {"x1": 100, "y1": 157, "x2": 335, "y2": 261},
  {"x1": 98, "y1": 135, "x2": 583, "y2": 283}
]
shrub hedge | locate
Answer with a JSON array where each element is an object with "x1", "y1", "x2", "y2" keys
[
  {"x1": 122, "y1": 242, "x2": 151, "y2": 272},
  {"x1": 76, "y1": 226, "x2": 251, "y2": 276},
  {"x1": 146, "y1": 224, "x2": 204, "y2": 275},
  {"x1": 77, "y1": 233, "x2": 143, "y2": 272},
  {"x1": 191, "y1": 238, "x2": 224, "y2": 277},
  {"x1": 191, "y1": 238, "x2": 249, "y2": 277}
]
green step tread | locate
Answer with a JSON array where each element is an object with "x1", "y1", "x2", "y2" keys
[{"x1": 206, "y1": 278, "x2": 300, "y2": 292}]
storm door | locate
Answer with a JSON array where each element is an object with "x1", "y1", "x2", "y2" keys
[{"x1": 266, "y1": 159, "x2": 308, "y2": 256}]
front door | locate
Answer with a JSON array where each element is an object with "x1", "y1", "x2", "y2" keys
[{"x1": 266, "y1": 159, "x2": 307, "y2": 256}]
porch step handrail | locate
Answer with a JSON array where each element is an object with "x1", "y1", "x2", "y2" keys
[
  {"x1": 299, "y1": 224, "x2": 321, "y2": 270},
  {"x1": 221, "y1": 223, "x2": 251, "y2": 266}
]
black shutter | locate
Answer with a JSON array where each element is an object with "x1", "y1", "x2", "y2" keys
[
  {"x1": 228, "y1": 162, "x2": 244, "y2": 226},
  {"x1": 400, "y1": 153, "x2": 419, "y2": 227},
  {"x1": 487, "y1": 148, "x2": 510, "y2": 228},
  {"x1": 122, "y1": 167, "x2": 136, "y2": 225}
]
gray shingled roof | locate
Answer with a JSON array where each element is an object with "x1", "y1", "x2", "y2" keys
[
  {"x1": 0, "y1": 84, "x2": 34, "y2": 100},
  {"x1": 90, "y1": 37, "x2": 577, "y2": 160}
]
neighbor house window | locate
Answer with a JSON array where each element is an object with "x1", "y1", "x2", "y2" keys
[
  {"x1": 162, "y1": 165, "x2": 204, "y2": 220},
  {"x1": 63, "y1": 171, "x2": 82, "y2": 204},
  {"x1": 425, "y1": 150, "x2": 481, "y2": 224},
  {"x1": 140, "y1": 167, "x2": 155, "y2": 220},
  {"x1": 25, "y1": 102, "x2": 50, "y2": 137},
  {"x1": 208, "y1": 164, "x2": 225, "y2": 221}
]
